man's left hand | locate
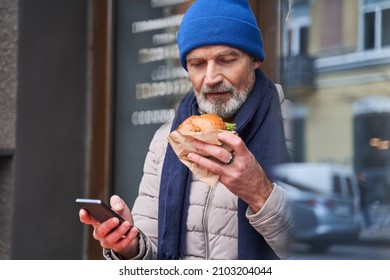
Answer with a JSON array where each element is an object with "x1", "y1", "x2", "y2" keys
[{"x1": 188, "y1": 131, "x2": 273, "y2": 213}]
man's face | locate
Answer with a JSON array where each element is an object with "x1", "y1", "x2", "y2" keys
[{"x1": 186, "y1": 45, "x2": 261, "y2": 119}]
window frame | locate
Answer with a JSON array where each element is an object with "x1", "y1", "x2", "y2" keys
[
  {"x1": 360, "y1": 0, "x2": 390, "y2": 51},
  {"x1": 282, "y1": 0, "x2": 311, "y2": 57}
]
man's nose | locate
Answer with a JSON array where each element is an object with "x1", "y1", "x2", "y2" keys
[{"x1": 204, "y1": 63, "x2": 223, "y2": 86}]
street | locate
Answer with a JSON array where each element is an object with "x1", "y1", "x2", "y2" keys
[{"x1": 291, "y1": 240, "x2": 390, "y2": 260}]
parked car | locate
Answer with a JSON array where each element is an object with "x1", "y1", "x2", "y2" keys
[{"x1": 273, "y1": 163, "x2": 364, "y2": 253}]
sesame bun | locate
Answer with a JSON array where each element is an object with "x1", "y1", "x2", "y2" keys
[{"x1": 177, "y1": 114, "x2": 227, "y2": 132}]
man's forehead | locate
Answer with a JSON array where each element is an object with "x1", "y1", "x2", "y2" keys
[{"x1": 186, "y1": 45, "x2": 244, "y2": 60}]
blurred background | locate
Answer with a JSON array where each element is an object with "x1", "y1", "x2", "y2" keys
[{"x1": 0, "y1": 0, "x2": 389, "y2": 259}]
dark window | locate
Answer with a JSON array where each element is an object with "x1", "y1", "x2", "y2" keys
[
  {"x1": 354, "y1": 112, "x2": 390, "y2": 171},
  {"x1": 382, "y1": 8, "x2": 390, "y2": 47},
  {"x1": 292, "y1": 116, "x2": 306, "y2": 162},
  {"x1": 346, "y1": 177, "x2": 354, "y2": 196},
  {"x1": 364, "y1": 11, "x2": 376, "y2": 50},
  {"x1": 333, "y1": 175, "x2": 343, "y2": 195},
  {"x1": 288, "y1": 29, "x2": 293, "y2": 56},
  {"x1": 299, "y1": 26, "x2": 309, "y2": 54}
]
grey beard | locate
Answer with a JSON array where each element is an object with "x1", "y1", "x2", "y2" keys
[
  {"x1": 196, "y1": 79, "x2": 255, "y2": 119},
  {"x1": 197, "y1": 90, "x2": 247, "y2": 119}
]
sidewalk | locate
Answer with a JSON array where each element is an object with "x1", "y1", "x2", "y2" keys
[{"x1": 359, "y1": 227, "x2": 390, "y2": 245}]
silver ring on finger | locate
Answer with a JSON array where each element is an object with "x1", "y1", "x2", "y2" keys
[{"x1": 225, "y1": 153, "x2": 235, "y2": 165}]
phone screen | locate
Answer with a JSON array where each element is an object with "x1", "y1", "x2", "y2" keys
[{"x1": 75, "y1": 198, "x2": 125, "y2": 223}]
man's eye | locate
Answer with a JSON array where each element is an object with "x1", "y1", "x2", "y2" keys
[
  {"x1": 189, "y1": 61, "x2": 204, "y2": 68},
  {"x1": 222, "y1": 59, "x2": 236, "y2": 64}
]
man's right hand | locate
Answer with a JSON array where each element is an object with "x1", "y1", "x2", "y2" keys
[{"x1": 79, "y1": 195, "x2": 140, "y2": 259}]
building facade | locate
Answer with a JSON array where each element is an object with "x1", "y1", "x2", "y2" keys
[{"x1": 281, "y1": 0, "x2": 390, "y2": 228}]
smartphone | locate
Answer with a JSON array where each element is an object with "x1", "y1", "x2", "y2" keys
[{"x1": 75, "y1": 198, "x2": 125, "y2": 224}]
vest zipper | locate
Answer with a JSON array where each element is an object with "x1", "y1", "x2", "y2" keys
[{"x1": 203, "y1": 187, "x2": 215, "y2": 260}]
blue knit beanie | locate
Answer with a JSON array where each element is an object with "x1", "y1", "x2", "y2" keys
[{"x1": 177, "y1": 0, "x2": 264, "y2": 70}]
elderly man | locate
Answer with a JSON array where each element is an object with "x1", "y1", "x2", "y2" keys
[{"x1": 80, "y1": 0, "x2": 292, "y2": 260}]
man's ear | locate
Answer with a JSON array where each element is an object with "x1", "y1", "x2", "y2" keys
[{"x1": 253, "y1": 57, "x2": 261, "y2": 69}]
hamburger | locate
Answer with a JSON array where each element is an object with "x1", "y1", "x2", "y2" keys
[
  {"x1": 177, "y1": 114, "x2": 236, "y2": 133},
  {"x1": 169, "y1": 113, "x2": 236, "y2": 187}
]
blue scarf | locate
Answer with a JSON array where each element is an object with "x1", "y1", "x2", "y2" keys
[{"x1": 158, "y1": 70, "x2": 289, "y2": 259}]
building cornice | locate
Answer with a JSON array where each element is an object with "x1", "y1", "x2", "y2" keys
[{"x1": 316, "y1": 48, "x2": 390, "y2": 73}]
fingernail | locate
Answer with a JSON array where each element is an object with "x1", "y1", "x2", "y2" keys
[
  {"x1": 112, "y1": 202, "x2": 121, "y2": 211},
  {"x1": 123, "y1": 222, "x2": 131, "y2": 230}
]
